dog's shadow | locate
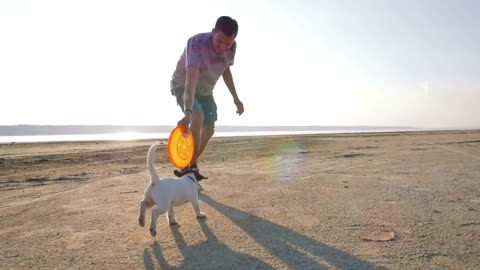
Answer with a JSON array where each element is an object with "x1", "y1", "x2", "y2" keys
[
  {"x1": 144, "y1": 218, "x2": 274, "y2": 270},
  {"x1": 144, "y1": 194, "x2": 386, "y2": 270}
]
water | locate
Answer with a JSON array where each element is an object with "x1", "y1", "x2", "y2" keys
[{"x1": 0, "y1": 128, "x2": 415, "y2": 144}]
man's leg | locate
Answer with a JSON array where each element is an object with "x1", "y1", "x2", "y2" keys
[
  {"x1": 196, "y1": 124, "x2": 215, "y2": 161},
  {"x1": 194, "y1": 95, "x2": 217, "y2": 166},
  {"x1": 191, "y1": 95, "x2": 216, "y2": 167},
  {"x1": 189, "y1": 107, "x2": 204, "y2": 166}
]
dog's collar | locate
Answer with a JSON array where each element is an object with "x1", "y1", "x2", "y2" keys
[{"x1": 185, "y1": 174, "x2": 197, "y2": 184}]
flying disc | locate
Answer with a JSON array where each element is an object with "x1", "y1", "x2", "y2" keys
[{"x1": 167, "y1": 125, "x2": 194, "y2": 168}]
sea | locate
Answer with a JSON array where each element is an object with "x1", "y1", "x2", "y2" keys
[{"x1": 0, "y1": 125, "x2": 463, "y2": 144}]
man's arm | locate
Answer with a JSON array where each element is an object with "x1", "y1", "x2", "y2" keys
[
  {"x1": 222, "y1": 66, "x2": 244, "y2": 115},
  {"x1": 177, "y1": 67, "x2": 199, "y2": 130},
  {"x1": 184, "y1": 67, "x2": 199, "y2": 111}
]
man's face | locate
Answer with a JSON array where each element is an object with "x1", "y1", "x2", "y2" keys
[{"x1": 211, "y1": 30, "x2": 236, "y2": 54}]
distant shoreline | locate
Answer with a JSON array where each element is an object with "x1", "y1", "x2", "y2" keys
[
  {"x1": 0, "y1": 126, "x2": 479, "y2": 144},
  {"x1": 1, "y1": 124, "x2": 422, "y2": 136}
]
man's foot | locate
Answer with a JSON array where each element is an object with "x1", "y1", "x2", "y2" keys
[
  {"x1": 173, "y1": 164, "x2": 199, "y2": 177},
  {"x1": 189, "y1": 164, "x2": 199, "y2": 171},
  {"x1": 173, "y1": 167, "x2": 188, "y2": 177}
]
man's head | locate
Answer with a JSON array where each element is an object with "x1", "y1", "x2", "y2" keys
[{"x1": 211, "y1": 16, "x2": 238, "y2": 54}]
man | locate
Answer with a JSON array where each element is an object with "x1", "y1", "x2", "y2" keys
[{"x1": 171, "y1": 16, "x2": 244, "y2": 176}]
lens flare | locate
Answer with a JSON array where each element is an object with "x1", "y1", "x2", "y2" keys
[{"x1": 270, "y1": 139, "x2": 305, "y2": 183}]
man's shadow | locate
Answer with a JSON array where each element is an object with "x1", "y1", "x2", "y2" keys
[{"x1": 144, "y1": 194, "x2": 386, "y2": 269}]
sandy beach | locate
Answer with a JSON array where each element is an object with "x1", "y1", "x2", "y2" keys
[{"x1": 1, "y1": 130, "x2": 479, "y2": 269}]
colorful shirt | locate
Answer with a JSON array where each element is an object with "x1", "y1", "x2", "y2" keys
[{"x1": 170, "y1": 32, "x2": 236, "y2": 96}]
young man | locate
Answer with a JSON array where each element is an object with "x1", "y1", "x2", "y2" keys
[{"x1": 171, "y1": 16, "x2": 244, "y2": 176}]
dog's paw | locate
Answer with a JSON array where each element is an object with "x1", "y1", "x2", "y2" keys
[
  {"x1": 196, "y1": 213, "x2": 207, "y2": 219},
  {"x1": 149, "y1": 227, "x2": 157, "y2": 237},
  {"x1": 138, "y1": 217, "x2": 145, "y2": 227}
]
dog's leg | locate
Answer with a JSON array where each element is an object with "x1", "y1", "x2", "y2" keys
[
  {"x1": 149, "y1": 205, "x2": 167, "y2": 237},
  {"x1": 139, "y1": 200, "x2": 155, "y2": 227},
  {"x1": 191, "y1": 199, "x2": 206, "y2": 219},
  {"x1": 167, "y1": 205, "x2": 179, "y2": 226},
  {"x1": 138, "y1": 200, "x2": 147, "y2": 227}
]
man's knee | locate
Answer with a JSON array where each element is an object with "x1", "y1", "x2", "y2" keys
[{"x1": 203, "y1": 125, "x2": 215, "y2": 137}]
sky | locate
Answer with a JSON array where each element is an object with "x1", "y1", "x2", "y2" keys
[{"x1": 1, "y1": 0, "x2": 479, "y2": 128}]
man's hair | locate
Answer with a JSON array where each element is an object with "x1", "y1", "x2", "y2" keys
[{"x1": 214, "y1": 16, "x2": 238, "y2": 37}]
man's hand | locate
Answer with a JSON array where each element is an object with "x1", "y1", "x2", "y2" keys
[
  {"x1": 234, "y1": 99, "x2": 244, "y2": 115},
  {"x1": 177, "y1": 112, "x2": 192, "y2": 135}
]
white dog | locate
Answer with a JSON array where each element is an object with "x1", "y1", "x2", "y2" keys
[{"x1": 138, "y1": 143, "x2": 206, "y2": 237}]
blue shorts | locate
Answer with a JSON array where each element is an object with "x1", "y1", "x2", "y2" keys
[{"x1": 172, "y1": 88, "x2": 217, "y2": 125}]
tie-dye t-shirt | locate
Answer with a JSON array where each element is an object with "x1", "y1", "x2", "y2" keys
[{"x1": 170, "y1": 32, "x2": 236, "y2": 96}]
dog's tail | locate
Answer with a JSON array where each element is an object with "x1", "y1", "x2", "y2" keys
[{"x1": 147, "y1": 142, "x2": 160, "y2": 184}]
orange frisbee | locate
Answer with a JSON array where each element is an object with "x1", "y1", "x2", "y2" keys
[{"x1": 167, "y1": 125, "x2": 194, "y2": 168}]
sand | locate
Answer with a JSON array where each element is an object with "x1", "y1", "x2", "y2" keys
[{"x1": 1, "y1": 130, "x2": 479, "y2": 269}]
